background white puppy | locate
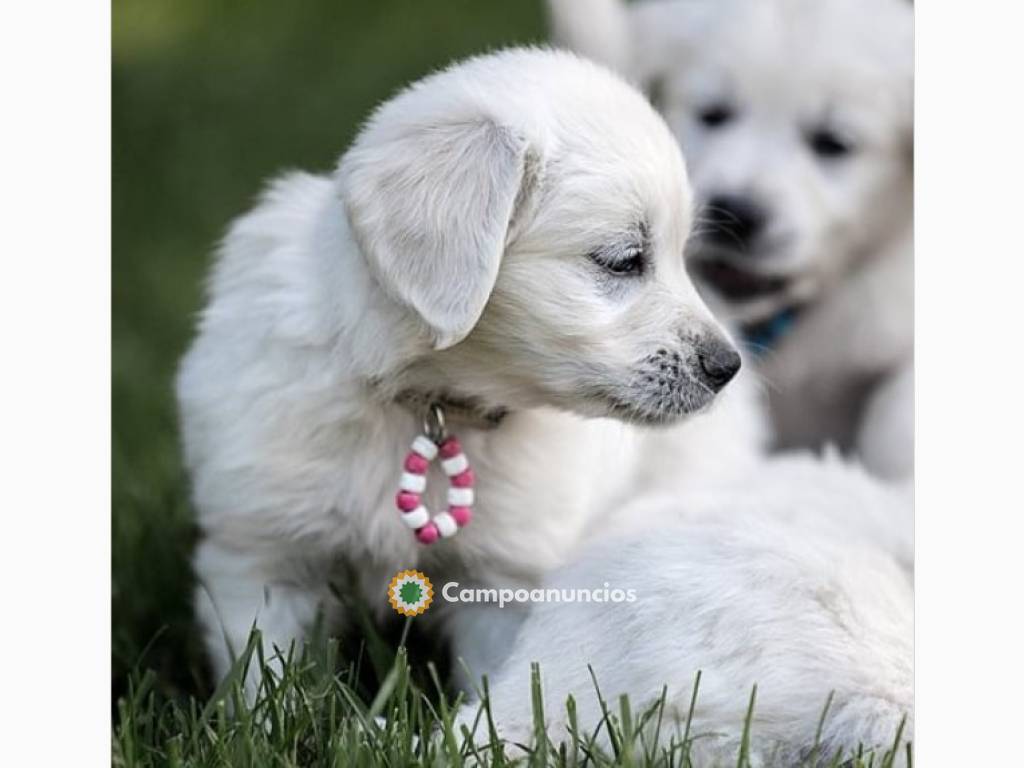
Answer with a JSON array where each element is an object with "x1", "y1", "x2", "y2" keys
[
  {"x1": 548, "y1": 0, "x2": 915, "y2": 478},
  {"x1": 463, "y1": 454, "x2": 913, "y2": 764},
  {"x1": 177, "y1": 48, "x2": 766, "y2": 693}
]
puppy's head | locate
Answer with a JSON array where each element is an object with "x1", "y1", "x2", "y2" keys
[
  {"x1": 339, "y1": 49, "x2": 739, "y2": 426},
  {"x1": 551, "y1": 0, "x2": 914, "y2": 321}
]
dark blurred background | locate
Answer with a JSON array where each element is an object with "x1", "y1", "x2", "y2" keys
[{"x1": 112, "y1": 0, "x2": 547, "y2": 703}]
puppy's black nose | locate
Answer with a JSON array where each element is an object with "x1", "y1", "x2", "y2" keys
[
  {"x1": 704, "y1": 194, "x2": 768, "y2": 250},
  {"x1": 697, "y1": 341, "x2": 742, "y2": 392}
]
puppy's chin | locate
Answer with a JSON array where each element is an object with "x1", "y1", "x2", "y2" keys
[
  {"x1": 553, "y1": 384, "x2": 718, "y2": 428},
  {"x1": 607, "y1": 389, "x2": 718, "y2": 427}
]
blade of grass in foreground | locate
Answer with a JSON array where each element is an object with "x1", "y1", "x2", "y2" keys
[
  {"x1": 806, "y1": 690, "x2": 836, "y2": 765},
  {"x1": 531, "y1": 661, "x2": 550, "y2": 768},
  {"x1": 736, "y1": 683, "x2": 758, "y2": 768},
  {"x1": 681, "y1": 669, "x2": 702, "y2": 766}
]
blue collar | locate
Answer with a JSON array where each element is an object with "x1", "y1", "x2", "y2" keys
[{"x1": 742, "y1": 306, "x2": 800, "y2": 357}]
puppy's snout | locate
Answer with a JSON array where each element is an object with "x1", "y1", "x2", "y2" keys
[
  {"x1": 696, "y1": 338, "x2": 742, "y2": 392},
  {"x1": 705, "y1": 194, "x2": 768, "y2": 251}
]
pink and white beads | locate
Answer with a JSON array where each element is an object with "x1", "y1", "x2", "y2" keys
[{"x1": 396, "y1": 433, "x2": 474, "y2": 545}]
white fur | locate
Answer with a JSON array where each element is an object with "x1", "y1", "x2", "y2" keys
[
  {"x1": 548, "y1": 0, "x2": 915, "y2": 478},
  {"x1": 177, "y1": 49, "x2": 767, "y2": 694},
  {"x1": 463, "y1": 454, "x2": 913, "y2": 764},
  {"x1": 857, "y1": 357, "x2": 915, "y2": 481}
]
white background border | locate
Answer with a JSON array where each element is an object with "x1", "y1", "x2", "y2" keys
[
  {"x1": 916, "y1": 1, "x2": 1024, "y2": 764},
  {"x1": 2, "y1": 1, "x2": 1023, "y2": 764},
  {"x1": 1, "y1": 0, "x2": 110, "y2": 765}
]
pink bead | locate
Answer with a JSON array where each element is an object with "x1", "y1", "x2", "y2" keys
[
  {"x1": 396, "y1": 491, "x2": 420, "y2": 512},
  {"x1": 449, "y1": 506, "x2": 473, "y2": 527},
  {"x1": 404, "y1": 453, "x2": 429, "y2": 473},
  {"x1": 416, "y1": 522, "x2": 440, "y2": 545},
  {"x1": 451, "y1": 468, "x2": 475, "y2": 487},
  {"x1": 439, "y1": 437, "x2": 462, "y2": 459}
]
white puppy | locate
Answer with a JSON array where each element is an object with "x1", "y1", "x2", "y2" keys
[
  {"x1": 548, "y1": 0, "x2": 914, "y2": 478},
  {"x1": 463, "y1": 454, "x2": 913, "y2": 764},
  {"x1": 177, "y1": 48, "x2": 766, "y2": 693}
]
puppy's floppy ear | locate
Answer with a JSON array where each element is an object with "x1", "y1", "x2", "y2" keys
[{"x1": 340, "y1": 117, "x2": 535, "y2": 350}]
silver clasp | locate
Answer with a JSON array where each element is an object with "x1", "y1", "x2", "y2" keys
[{"x1": 422, "y1": 402, "x2": 448, "y2": 444}]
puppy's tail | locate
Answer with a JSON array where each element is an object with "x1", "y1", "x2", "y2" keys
[{"x1": 545, "y1": 0, "x2": 632, "y2": 74}]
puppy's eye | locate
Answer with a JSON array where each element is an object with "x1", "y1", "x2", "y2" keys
[
  {"x1": 697, "y1": 103, "x2": 735, "y2": 129},
  {"x1": 589, "y1": 248, "x2": 646, "y2": 277},
  {"x1": 807, "y1": 127, "x2": 854, "y2": 159}
]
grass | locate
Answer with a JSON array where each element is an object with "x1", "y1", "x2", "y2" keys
[
  {"x1": 113, "y1": 626, "x2": 910, "y2": 767},
  {"x1": 112, "y1": 2, "x2": 911, "y2": 764}
]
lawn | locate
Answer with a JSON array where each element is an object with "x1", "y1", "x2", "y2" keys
[{"x1": 111, "y1": 2, "x2": 909, "y2": 764}]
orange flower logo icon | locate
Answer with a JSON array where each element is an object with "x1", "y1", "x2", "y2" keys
[{"x1": 387, "y1": 570, "x2": 434, "y2": 616}]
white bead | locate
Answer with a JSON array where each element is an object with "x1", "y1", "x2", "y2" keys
[
  {"x1": 441, "y1": 453, "x2": 468, "y2": 476},
  {"x1": 434, "y1": 512, "x2": 458, "y2": 538},
  {"x1": 410, "y1": 436, "x2": 438, "y2": 461},
  {"x1": 401, "y1": 506, "x2": 430, "y2": 529},
  {"x1": 399, "y1": 472, "x2": 427, "y2": 493},
  {"x1": 448, "y1": 487, "x2": 474, "y2": 506}
]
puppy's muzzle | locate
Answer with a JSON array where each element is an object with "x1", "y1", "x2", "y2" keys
[
  {"x1": 620, "y1": 333, "x2": 741, "y2": 424},
  {"x1": 704, "y1": 193, "x2": 769, "y2": 252}
]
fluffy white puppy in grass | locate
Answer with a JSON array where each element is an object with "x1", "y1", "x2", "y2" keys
[
  {"x1": 177, "y1": 48, "x2": 766, "y2": 695},
  {"x1": 462, "y1": 454, "x2": 913, "y2": 764},
  {"x1": 549, "y1": 0, "x2": 915, "y2": 479}
]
